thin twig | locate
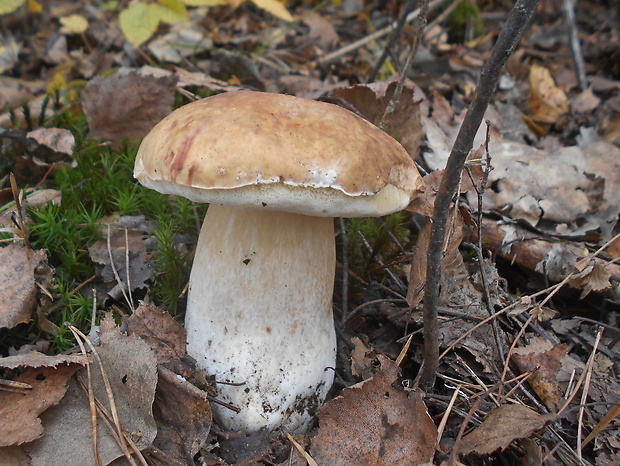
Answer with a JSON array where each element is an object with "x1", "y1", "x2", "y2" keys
[
  {"x1": 437, "y1": 384, "x2": 461, "y2": 443},
  {"x1": 76, "y1": 377, "x2": 148, "y2": 466},
  {"x1": 395, "y1": 333, "x2": 414, "y2": 366},
  {"x1": 558, "y1": 327, "x2": 603, "y2": 418},
  {"x1": 582, "y1": 400, "x2": 620, "y2": 448},
  {"x1": 467, "y1": 122, "x2": 506, "y2": 365},
  {"x1": 577, "y1": 327, "x2": 603, "y2": 462},
  {"x1": 315, "y1": 0, "x2": 449, "y2": 66},
  {"x1": 286, "y1": 433, "x2": 318, "y2": 466},
  {"x1": 342, "y1": 298, "x2": 407, "y2": 325},
  {"x1": 106, "y1": 225, "x2": 134, "y2": 312},
  {"x1": 562, "y1": 0, "x2": 587, "y2": 90},
  {"x1": 420, "y1": 0, "x2": 541, "y2": 390},
  {"x1": 66, "y1": 324, "x2": 136, "y2": 465},
  {"x1": 68, "y1": 325, "x2": 102, "y2": 466},
  {"x1": 500, "y1": 313, "x2": 534, "y2": 391},
  {"x1": 450, "y1": 391, "x2": 489, "y2": 461},
  {"x1": 339, "y1": 218, "x2": 350, "y2": 322},
  {"x1": 359, "y1": 232, "x2": 408, "y2": 292},
  {"x1": 124, "y1": 228, "x2": 134, "y2": 309},
  {"x1": 378, "y1": 0, "x2": 430, "y2": 130},
  {"x1": 368, "y1": 0, "x2": 418, "y2": 83}
]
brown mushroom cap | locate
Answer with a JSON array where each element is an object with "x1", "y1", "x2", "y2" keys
[{"x1": 134, "y1": 91, "x2": 424, "y2": 217}]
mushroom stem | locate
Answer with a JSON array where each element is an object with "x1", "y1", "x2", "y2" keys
[{"x1": 186, "y1": 205, "x2": 337, "y2": 433}]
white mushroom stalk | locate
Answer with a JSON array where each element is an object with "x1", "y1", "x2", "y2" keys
[
  {"x1": 187, "y1": 206, "x2": 335, "y2": 432},
  {"x1": 134, "y1": 90, "x2": 424, "y2": 433}
]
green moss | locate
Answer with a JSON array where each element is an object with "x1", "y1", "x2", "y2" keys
[
  {"x1": 1, "y1": 102, "x2": 204, "y2": 352},
  {"x1": 345, "y1": 211, "x2": 412, "y2": 274}
]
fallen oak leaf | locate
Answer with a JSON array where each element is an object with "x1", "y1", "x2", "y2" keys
[{"x1": 331, "y1": 81, "x2": 425, "y2": 162}]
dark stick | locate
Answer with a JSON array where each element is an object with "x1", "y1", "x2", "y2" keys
[
  {"x1": 368, "y1": 0, "x2": 418, "y2": 83},
  {"x1": 378, "y1": 0, "x2": 430, "y2": 131},
  {"x1": 419, "y1": 0, "x2": 541, "y2": 390}
]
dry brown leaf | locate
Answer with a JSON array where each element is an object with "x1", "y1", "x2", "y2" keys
[
  {"x1": 151, "y1": 366, "x2": 212, "y2": 463},
  {"x1": 303, "y1": 13, "x2": 339, "y2": 51},
  {"x1": 0, "y1": 362, "x2": 85, "y2": 446},
  {"x1": 0, "y1": 352, "x2": 90, "y2": 369},
  {"x1": 529, "y1": 63, "x2": 568, "y2": 124},
  {"x1": 350, "y1": 336, "x2": 374, "y2": 379},
  {"x1": 407, "y1": 206, "x2": 465, "y2": 309},
  {"x1": 607, "y1": 234, "x2": 620, "y2": 259},
  {"x1": 24, "y1": 318, "x2": 158, "y2": 465},
  {"x1": 406, "y1": 216, "x2": 431, "y2": 309},
  {"x1": 125, "y1": 303, "x2": 186, "y2": 366},
  {"x1": 26, "y1": 128, "x2": 74, "y2": 156},
  {"x1": 331, "y1": 81, "x2": 425, "y2": 160},
  {"x1": 529, "y1": 304, "x2": 558, "y2": 322},
  {"x1": 82, "y1": 71, "x2": 178, "y2": 148},
  {"x1": 571, "y1": 87, "x2": 601, "y2": 114},
  {"x1": 88, "y1": 226, "x2": 151, "y2": 302},
  {"x1": 311, "y1": 355, "x2": 437, "y2": 465},
  {"x1": 603, "y1": 114, "x2": 620, "y2": 144},
  {"x1": 407, "y1": 170, "x2": 440, "y2": 217},
  {"x1": 459, "y1": 404, "x2": 555, "y2": 456},
  {"x1": 0, "y1": 244, "x2": 47, "y2": 329},
  {"x1": 568, "y1": 262, "x2": 612, "y2": 299},
  {"x1": 512, "y1": 339, "x2": 569, "y2": 412}
]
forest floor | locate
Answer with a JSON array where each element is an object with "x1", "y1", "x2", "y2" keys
[{"x1": 0, "y1": 0, "x2": 619, "y2": 464}]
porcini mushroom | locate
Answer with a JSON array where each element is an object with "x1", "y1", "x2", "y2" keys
[{"x1": 134, "y1": 91, "x2": 424, "y2": 433}]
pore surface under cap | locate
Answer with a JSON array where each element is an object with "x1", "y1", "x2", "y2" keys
[{"x1": 135, "y1": 91, "x2": 423, "y2": 217}]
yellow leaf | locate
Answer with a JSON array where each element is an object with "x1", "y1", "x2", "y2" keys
[
  {"x1": 119, "y1": 2, "x2": 161, "y2": 47},
  {"x1": 26, "y1": 0, "x2": 41, "y2": 13},
  {"x1": 47, "y1": 71, "x2": 68, "y2": 95},
  {"x1": 155, "y1": 0, "x2": 189, "y2": 24},
  {"x1": 0, "y1": 0, "x2": 26, "y2": 15},
  {"x1": 59, "y1": 14, "x2": 89, "y2": 34},
  {"x1": 529, "y1": 63, "x2": 568, "y2": 124},
  {"x1": 183, "y1": 0, "x2": 226, "y2": 6},
  {"x1": 251, "y1": 0, "x2": 292, "y2": 21}
]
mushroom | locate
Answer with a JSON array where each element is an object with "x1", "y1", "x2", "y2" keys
[{"x1": 134, "y1": 91, "x2": 424, "y2": 433}]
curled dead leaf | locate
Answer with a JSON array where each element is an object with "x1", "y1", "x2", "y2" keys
[{"x1": 529, "y1": 63, "x2": 568, "y2": 124}]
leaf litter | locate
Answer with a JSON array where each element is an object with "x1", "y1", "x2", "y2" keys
[
  {"x1": 311, "y1": 356, "x2": 437, "y2": 465},
  {"x1": 0, "y1": 0, "x2": 619, "y2": 464}
]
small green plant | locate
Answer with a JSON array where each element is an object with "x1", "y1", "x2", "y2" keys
[
  {"x1": 150, "y1": 220, "x2": 192, "y2": 315},
  {"x1": 448, "y1": 0, "x2": 484, "y2": 43},
  {"x1": 346, "y1": 211, "x2": 412, "y2": 274},
  {"x1": 48, "y1": 278, "x2": 95, "y2": 351}
]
